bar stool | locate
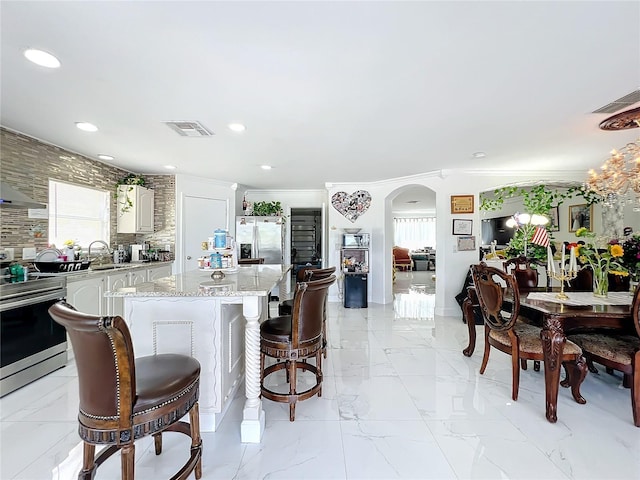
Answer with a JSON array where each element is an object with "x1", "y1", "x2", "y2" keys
[{"x1": 48, "y1": 301, "x2": 203, "y2": 480}]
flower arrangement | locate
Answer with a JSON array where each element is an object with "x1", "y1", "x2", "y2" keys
[
  {"x1": 622, "y1": 233, "x2": 640, "y2": 281},
  {"x1": 63, "y1": 239, "x2": 81, "y2": 260},
  {"x1": 575, "y1": 227, "x2": 627, "y2": 296}
]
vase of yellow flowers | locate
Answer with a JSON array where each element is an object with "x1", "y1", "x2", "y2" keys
[
  {"x1": 63, "y1": 239, "x2": 79, "y2": 261},
  {"x1": 575, "y1": 227, "x2": 627, "y2": 298}
]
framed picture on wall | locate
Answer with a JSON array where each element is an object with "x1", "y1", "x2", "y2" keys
[
  {"x1": 450, "y1": 195, "x2": 474, "y2": 214},
  {"x1": 548, "y1": 206, "x2": 559, "y2": 232},
  {"x1": 457, "y1": 235, "x2": 476, "y2": 251},
  {"x1": 452, "y1": 219, "x2": 473, "y2": 235},
  {"x1": 569, "y1": 204, "x2": 593, "y2": 232}
]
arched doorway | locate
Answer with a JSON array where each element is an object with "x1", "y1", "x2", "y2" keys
[{"x1": 387, "y1": 184, "x2": 437, "y2": 300}]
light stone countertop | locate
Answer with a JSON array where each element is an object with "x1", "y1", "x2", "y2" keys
[
  {"x1": 104, "y1": 264, "x2": 291, "y2": 297},
  {"x1": 32, "y1": 261, "x2": 174, "y2": 283}
]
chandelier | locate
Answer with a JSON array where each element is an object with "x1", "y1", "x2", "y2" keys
[{"x1": 586, "y1": 109, "x2": 640, "y2": 209}]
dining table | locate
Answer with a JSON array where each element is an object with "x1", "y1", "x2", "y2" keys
[{"x1": 462, "y1": 286, "x2": 634, "y2": 423}]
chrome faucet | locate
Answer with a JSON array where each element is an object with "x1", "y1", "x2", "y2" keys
[{"x1": 88, "y1": 240, "x2": 112, "y2": 265}]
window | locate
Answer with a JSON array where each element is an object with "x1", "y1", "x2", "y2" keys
[
  {"x1": 393, "y1": 217, "x2": 436, "y2": 251},
  {"x1": 48, "y1": 180, "x2": 110, "y2": 249}
]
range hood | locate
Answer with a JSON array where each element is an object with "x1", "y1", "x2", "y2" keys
[{"x1": 0, "y1": 181, "x2": 46, "y2": 209}]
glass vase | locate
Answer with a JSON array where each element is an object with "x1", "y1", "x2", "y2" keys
[{"x1": 592, "y1": 268, "x2": 609, "y2": 298}]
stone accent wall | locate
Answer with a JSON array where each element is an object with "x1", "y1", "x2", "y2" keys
[{"x1": 0, "y1": 128, "x2": 175, "y2": 260}]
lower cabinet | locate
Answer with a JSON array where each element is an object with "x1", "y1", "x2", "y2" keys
[
  {"x1": 66, "y1": 276, "x2": 105, "y2": 316},
  {"x1": 147, "y1": 264, "x2": 172, "y2": 281},
  {"x1": 129, "y1": 269, "x2": 147, "y2": 286},
  {"x1": 106, "y1": 271, "x2": 130, "y2": 317},
  {"x1": 65, "y1": 263, "x2": 173, "y2": 317}
]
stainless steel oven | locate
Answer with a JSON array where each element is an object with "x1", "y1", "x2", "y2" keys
[{"x1": 0, "y1": 275, "x2": 67, "y2": 396}]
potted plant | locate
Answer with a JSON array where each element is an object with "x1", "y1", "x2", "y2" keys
[
  {"x1": 251, "y1": 200, "x2": 282, "y2": 216},
  {"x1": 114, "y1": 174, "x2": 147, "y2": 213}
]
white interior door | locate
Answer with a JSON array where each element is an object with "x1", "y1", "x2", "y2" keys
[{"x1": 182, "y1": 196, "x2": 227, "y2": 273}]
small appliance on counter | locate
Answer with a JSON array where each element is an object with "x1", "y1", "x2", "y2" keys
[
  {"x1": 130, "y1": 244, "x2": 144, "y2": 262},
  {"x1": 113, "y1": 245, "x2": 128, "y2": 264}
]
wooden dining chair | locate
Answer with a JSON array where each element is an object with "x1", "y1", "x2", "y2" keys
[
  {"x1": 503, "y1": 256, "x2": 542, "y2": 289},
  {"x1": 48, "y1": 301, "x2": 203, "y2": 479},
  {"x1": 503, "y1": 256, "x2": 547, "y2": 372},
  {"x1": 567, "y1": 285, "x2": 640, "y2": 426},
  {"x1": 566, "y1": 265, "x2": 593, "y2": 291},
  {"x1": 471, "y1": 262, "x2": 587, "y2": 404}
]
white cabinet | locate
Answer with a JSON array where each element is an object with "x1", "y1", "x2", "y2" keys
[
  {"x1": 65, "y1": 263, "x2": 173, "y2": 317},
  {"x1": 129, "y1": 269, "x2": 147, "y2": 286},
  {"x1": 66, "y1": 276, "x2": 105, "y2": 316},
  {"x1": 117, "y1": 185, "x2": 154, "y2": 233},
  {"x1": 106, "y1": 271, "x2": 129, "y2": 317},
  {"x1": 147, "y1": 264, "x2": 172, "y2": 281}
]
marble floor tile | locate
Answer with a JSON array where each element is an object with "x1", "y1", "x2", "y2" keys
[{"x1": 341, "y1": 419, "x2": 456, "y2": 479}]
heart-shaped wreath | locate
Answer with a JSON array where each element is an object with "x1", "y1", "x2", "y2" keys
[{"x1": 331, "y1": 190, "x2": 372, "y2": 223}]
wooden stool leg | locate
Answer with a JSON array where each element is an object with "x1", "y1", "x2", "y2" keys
[
  {"x1": 316, "y1": 350, "x2": 323, "y2": 397},
  {"x1": 79, "y1": 442, "x2": 96, "y2": 480},
  {"x1": 322, "y1": 319, "x2": 328, "y2": 359},
  {"x1": 289, "y1": 360, "x2": 297, "y2": 422},
  {"x1": 190, "y1": 402, "x2": 203, "y2": 479},
  {"x1": 120, "y1": 444, "x2": 135, "y2": 480},
  {"x1": 153, "y1": 433, "x2": 162, "y2": 455}
]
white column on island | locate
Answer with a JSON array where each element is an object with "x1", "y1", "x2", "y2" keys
[{"x1": 241, "y1": 295, "x2": 265, "y2": 443}]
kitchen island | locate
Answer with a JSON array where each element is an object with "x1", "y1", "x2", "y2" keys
[{"x1": 104, "y1": 264, "x2": 291, "y2": 443}]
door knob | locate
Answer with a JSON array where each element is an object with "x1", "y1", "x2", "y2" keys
[{"x1": 187, "y1": 256, "x2": 192, "y2": 260}]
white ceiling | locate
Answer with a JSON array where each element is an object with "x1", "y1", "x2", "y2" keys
[{"x1": 1, "y1": 1, "x2": 639, "y2": 199}]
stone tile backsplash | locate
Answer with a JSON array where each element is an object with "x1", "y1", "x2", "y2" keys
[{"x1": 0, "y1": 128, "x2": 175, "y2": 260}]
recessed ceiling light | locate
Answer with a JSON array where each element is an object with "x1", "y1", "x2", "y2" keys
[
  {"x1": 228, "y1": 123, "x2": 246, "y2": 132},
  {"x1": 261, "y1": 165, "x2": 272, "y2": 170},
  {"x1": 471, "y1": 151, "x2": 487, "y2": 159},
  {"x1": 164, "y1": 165, "x2": 177, "y2": 170},
  {"x1": 24, "y1": 48, "x2": 61, "y2": 68},
  {"x1": 97, "y1": 154, "x2": 114, "y2": 161},
  {"x1": 75, "y1": 122, "x2": 98, "y2": 132}
]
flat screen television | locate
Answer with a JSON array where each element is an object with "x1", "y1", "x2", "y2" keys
[{"x1": 481, "y1": 216, "x2": 515, "y2": 247}]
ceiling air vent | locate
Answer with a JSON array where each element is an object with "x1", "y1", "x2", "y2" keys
[
  {"x1": 592, "y1": 89, "x2": 640, "y2": 114},
  {"x1": 164, "y1": 121, "x2": 214, "y2": 137}
]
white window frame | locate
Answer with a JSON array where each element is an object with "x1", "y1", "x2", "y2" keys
[{"x1": 48, "y1": 179, "x2": 110, "y2": 249}]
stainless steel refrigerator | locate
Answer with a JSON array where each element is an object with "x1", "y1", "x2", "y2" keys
[{"x1": 236, "y1": 216, "x2": 285, "y2": 264}]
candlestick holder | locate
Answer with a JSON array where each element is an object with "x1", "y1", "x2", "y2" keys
[{"x1": 549, "y1": 267, "x2": 577, "y2": 299}]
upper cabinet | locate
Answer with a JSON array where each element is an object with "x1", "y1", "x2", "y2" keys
[{"x1": 117, "y1": 185, "x2": 154, "y2": 233}]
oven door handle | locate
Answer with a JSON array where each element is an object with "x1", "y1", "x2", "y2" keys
[
  {"x1": 0, "y1": 285, "x2": 66, "y2": 302},
  {"x1": 0, "y1": 290, "x2": 66, "y2": 312}
]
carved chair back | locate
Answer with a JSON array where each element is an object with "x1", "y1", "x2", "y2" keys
[{"x1": 472, "y1": 262, "x2": 520, "y2": 332}]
